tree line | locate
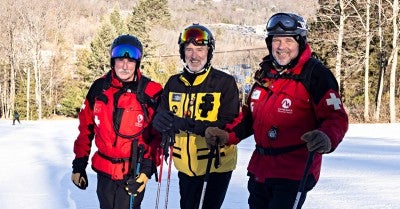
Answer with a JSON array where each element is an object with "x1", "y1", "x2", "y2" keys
[{"x1": 0, "y1": 0, "x2": 399, "y2": 123}]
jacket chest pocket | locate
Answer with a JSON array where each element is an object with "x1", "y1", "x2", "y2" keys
[
  {"x1": 270, "y1": 82, "x2": 312, "y2": 123},
  {"x1": 114, "y1": 93, "x2": 146, "y2": 137}
]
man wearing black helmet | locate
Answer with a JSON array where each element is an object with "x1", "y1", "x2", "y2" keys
[
  {"x1": 71, "y1": 34, "x2": 163, "y2": 209},
  {"x1": 204, "y1": 13, "x2": 349, "y2": 209},
  {"x1": 152, "y1": 23, "x2": 240, "y2": 209}
]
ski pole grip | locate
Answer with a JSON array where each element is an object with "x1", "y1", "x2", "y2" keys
[{"x1": 214, "y1": 138, "x2": 221, "y2": 169}]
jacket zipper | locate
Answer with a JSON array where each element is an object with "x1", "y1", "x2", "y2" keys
[{"x1": 185, "y1": 85, "x2": 197, "y2": 176}]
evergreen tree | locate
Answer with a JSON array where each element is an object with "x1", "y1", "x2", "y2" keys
[
  {"x1": 75, "y1": 48, "x2": 94, "y2": 90},
  {"x1": 87, "y1": 20, "x2": 117, "y2": 78},
  {"x1": 127, "y1": 0, "x2": 171, "y2": 76},
  {"x1": 59, "y1": 82, "x2": 85, "y2": 117},
  {"x1": 110, "y1": 4, "x2": 128, "y2": 35}
]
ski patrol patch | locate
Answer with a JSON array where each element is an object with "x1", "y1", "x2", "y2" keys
[
  {"x1": 251, "y1": 89, "x2": 261, "y2": 100},
  {"x1": 94, "y1": 115, "x2": 100, "y2": 126},
  {"x1": 326, "y1": 93, "x2": 342, "y2": 110},
  {"x1": 80, "y1": 103, "x2": 86, "y2": 111}
]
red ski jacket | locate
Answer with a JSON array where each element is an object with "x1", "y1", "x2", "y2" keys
[
  {"x1": 73, "y1": 69, "x2": 163, "y2": 180},
  {"x1": 226, "y1": 44, "x2": 348, "y2": 183}
]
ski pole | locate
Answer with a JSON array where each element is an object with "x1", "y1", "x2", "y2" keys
[
  {"x1": 292, "y1": 151, "x2": 315, "y2": 209},
  {"x1": 130, "y1": 142, "x2": 144, "y2": 209},
  {"x1": 198, "y1": 144, "x2": 216, "y2": 209},
  {"x1": 155, "y1": 149, "x2": 164, "y2": 209},
  {"x1": 163, "y1": 132, "x2": 175, "y2": 209},
  {"x1": 164, "y1": 145, "x2": 173, "y2": 209},
  {"x1": 214, "y1": 141, "x2": 221, "y2": 169},
  {"x1": 155, "y1": 134, "x2": 169, "y2": 209}
]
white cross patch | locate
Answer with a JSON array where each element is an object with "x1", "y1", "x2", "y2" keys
[
  {"x1": 326, "y1": 93, "x2": 342, "y2": 110},
  {"x1": 94, "y1": 115, "x2": 100, "y2": 126},
  {"x1": 80, "y1": 103, "x2": 86, "y2": 111},
  {"x1": 251, "y1": 89, "x2": 261, "y2": 100}
]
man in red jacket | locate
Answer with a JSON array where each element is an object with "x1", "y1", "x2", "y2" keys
[
  {"x1": 71, "y1": 34, "x2": 163, "y2": 209},
  {"x1": 205, "y1": 12, "x2": 348, "y2": 209}
]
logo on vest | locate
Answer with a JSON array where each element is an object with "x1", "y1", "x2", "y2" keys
[
  {"x1": 278, "y1": 98, "x2": 293, "y2": 114},
  {"x1": 135, "y1": 114, "x2": 144, "y2": 127}
]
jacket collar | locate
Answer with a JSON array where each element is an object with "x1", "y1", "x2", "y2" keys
[{"x1": 179, "y1": 66, "x2": 211, "y2": 86}]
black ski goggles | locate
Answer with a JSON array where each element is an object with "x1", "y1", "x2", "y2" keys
[
  {"x1": 111, "y1": 44, "x2": 142, "y2": 60},
  {"x1": 267, "y1": 13, "x2": 299, "y2": 31},
  {"x1": 179, "y1": 27, "x2": 210, "y2": 45}
]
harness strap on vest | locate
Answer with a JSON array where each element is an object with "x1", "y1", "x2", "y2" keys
[
  {"x1": 197, "y1": 151, "x2": 226, "y2": 160},
  {"x1": 97, "y1": 151, "x2": 130, "y2": 164},
  {"x1": 136, "y1": 76, "x2": 151, "y2": 122},
  {"x1": 254, "y1": 57, "x2": 320, "y2": 94},
  {"x1": 129, "y1": 140, "x2": 139, "y2": 176},
  {"x1": 255, "y1": 144, "x2": 306, "y2": 156}
]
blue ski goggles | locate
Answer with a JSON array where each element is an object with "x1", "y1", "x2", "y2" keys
[
  {"x1": 267, "y1": 13, "x2": 299, "y2": 31},
  {"x1": 179, "y1": 27, "x2": 211, "y2": 45},
  {"x1": 111, "y1": 44, "x2": 142, "y2": 60}
]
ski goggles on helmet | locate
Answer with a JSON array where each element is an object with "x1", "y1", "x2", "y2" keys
[
  {"x1": 179, "y1": 27, "x2": 210, "y2": 45},
  {"x1": 111, "y1": 44, "x2": 142, "y2": 60},
  {"x1": 267, "y1": 13, "x2": 300, "y2": 31}
]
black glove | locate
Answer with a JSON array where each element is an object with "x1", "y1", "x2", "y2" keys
[
  {"x1": 205, "y1": 127, "x2": 229, "y2": 149},
  {"x1": 153, "y1": 110, "x2": 208, "y2": 136},
  {"x1": 71, "y1": 157, "x2": 89, "y2": 190},
  {"x1": 301, "y1": 130, "x2": 332, "y2": 153},
  {"x1": 153, "y1": 111, "x2": 174, "y2": 133},
  {"x1": 173, "y1": 116, "x2": 188, "y2": 131},
  {"x1": 176, "y1": 117, "x2": 209, "y2": 136}
]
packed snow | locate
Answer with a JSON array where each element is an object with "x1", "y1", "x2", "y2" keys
[{"x1": 0, "y1": 119, "x2": 399, "y2": 209}]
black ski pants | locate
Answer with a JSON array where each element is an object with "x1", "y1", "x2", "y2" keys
[
  {"x1": 247, "y1": 174, "x2": 316, "y2": 209},
  {"x1": 12, "y1": 118, "x2": 20, "y2": 125},
  {"x1": 96, "y1": 173, "x2": 145, "y2": 209},
  {"x1": 178, "y1": 171, "x2": 232, "y2": 209}
]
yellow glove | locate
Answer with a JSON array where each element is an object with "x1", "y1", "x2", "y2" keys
[
  {"x1": 135, "y1": 173, "x2": 149, "y2": 194},
  {"x1": 71, "y1": 172, "x2": 88, "y2": 190},
  {"x1": 125, "y1": 173, "x2": 149, "y2": 196},
  {"x1": 71, "y1": 157, "x2": 88, "y2": 190}
]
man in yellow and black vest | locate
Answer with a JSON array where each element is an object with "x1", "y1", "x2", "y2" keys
[{"x1": 153, "y1": 23, "x2": 240, "y2": 209}]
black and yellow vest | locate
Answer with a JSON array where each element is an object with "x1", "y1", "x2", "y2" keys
[{"x1": 162, "y1": 67, "x2": 239, "y2": 176}]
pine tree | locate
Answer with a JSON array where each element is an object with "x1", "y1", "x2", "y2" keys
[
  {"x1": 110, "y1": 4, "x2": 128, "y2": 35},
  {"x1": 127, "y1": 0, "x2": 171, "y2": 76},
  {"x1": 87, "y1": 20, "x2": 117, "y2": 77}
]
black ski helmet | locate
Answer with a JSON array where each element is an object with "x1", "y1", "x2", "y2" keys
[
  {"x1": 265, "y1": 13, "x2": 308, "y2": 69},
  {"x1": 178, "y1": 23, "x2": 215, "y2": 66},
  {"x1": 110, "y1": 34, "x2": 143, "y2": 70}
]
